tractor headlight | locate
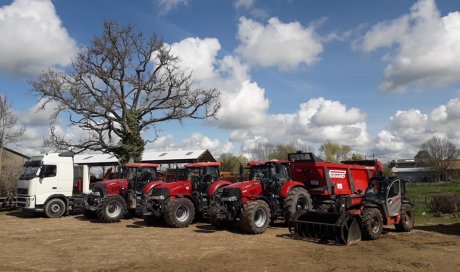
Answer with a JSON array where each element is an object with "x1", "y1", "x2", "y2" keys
[
  {"x1": 221, "y1": 196, "x2": 237, "y2": 202},
  {"x1": 150, "y1": 195, "x2": 165, "y2": 200}
]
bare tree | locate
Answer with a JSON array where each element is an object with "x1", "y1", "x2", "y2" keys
[
  {"x1": 421, "y1": 136, "x2": 459, "y2": 182},
  {"x1": 32, "y1": 21, "x2": 220, "y2": 163},
  {"x1": 319, "y1": 141, "x2": 351, "y2": 162},
  {"x1": 251, "y1": 142, "x2": 311, "y2": 161},
  {"x1": 0, "y1": 95, "x2": 24, "y2": 195}
]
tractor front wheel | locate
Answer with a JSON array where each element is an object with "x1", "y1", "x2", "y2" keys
[
  {"x1": 361, "y1": 207, "x2": 383, "y2": 240},
  {"x1": 164, "y1": 198, "x2": 195, "y2": 228},
  {"x1": 96, "y1": 195, "x2": 127, "y2": 223},
  {"x1": 284, "y1": 187, "x2": 312, "y2": 223},
  {"x1": 395, "y1": 204, "x2": 415, "y2": 232},
  {"x1": 240, "y1": 200, "x2": 271, "y2": 234}
]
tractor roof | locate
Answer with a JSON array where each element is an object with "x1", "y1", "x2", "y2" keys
[
  {"x1": 126, "y1": 163, "x2": 160, "y2": 168},
  {"x1": 247, "y1": 160, "x2": 290, "y2": 166},
  {"x1": 185, "y1": 162, "x2": 221, "y2": 168}
]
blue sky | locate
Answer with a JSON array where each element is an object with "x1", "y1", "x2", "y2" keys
[{"x1": 1, "y1": 0, "x2": 460, "y2": 160}]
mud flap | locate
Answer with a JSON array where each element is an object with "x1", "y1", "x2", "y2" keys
[{"x1": 289, "y1": 211, "x2": 362, "y2": 245}]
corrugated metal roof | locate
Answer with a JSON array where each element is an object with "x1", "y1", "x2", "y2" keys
[
  {"x1": 74, "y1": 153, "x2": 119, "y2": 165},
  {"x1": 142, "y1": 149, "x2": 208, "y2": 161}
]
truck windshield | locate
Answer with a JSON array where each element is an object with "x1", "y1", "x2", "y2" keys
[{"x1": 19, "y1": 161, "x2": 41, "y2": 180}]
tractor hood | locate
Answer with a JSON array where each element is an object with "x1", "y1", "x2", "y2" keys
[
  {"x1": 225, "y1": 180, "x2": 260, "y2": 190},
  {"x1": 153, "y1": 180, "x2": 193, "y2": 196},
  {"x1": 94, "y1": 178, "x2": 128, "y2": 188}
]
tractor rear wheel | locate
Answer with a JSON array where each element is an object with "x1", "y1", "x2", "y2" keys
[
  {"x1": 240, "y1": 200, "x2": 271, "y2": 234},
  {"x1": 164, "y1": 198, "x2": 195, "y2": 228},
  {"x1": 96, "y1": 195, "x2": 127, "y2": 223},
  {"x1": 284, "y1": 187, "x2": 312, "y2": 223},
  {"x1": 361, "y1": 207, "x2": 383, "y2": 240},
  {"x1": 395, "y1": 204, "x2": 415, "y2": 232},
  {"x1": 44, "y1": 198, "x2": 66, "y2": 218}
]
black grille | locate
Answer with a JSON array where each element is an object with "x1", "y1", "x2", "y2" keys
[
  {"x1": 17, "y1": 188, "x2": 28, "y2": 195},
  {"x1": 222, "y1": 188, "x2": 241, "y2": 199},
  {"x1": 151, "y1": 187, "x2": 170, "y2": 199},
  {"x1": 16, "y1": 197, "x2": 27, "y2": 202}
]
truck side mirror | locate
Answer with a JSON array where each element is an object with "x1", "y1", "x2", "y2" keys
[{"x1": 38, "y1": 166, "x2": 45, "y2": 178}]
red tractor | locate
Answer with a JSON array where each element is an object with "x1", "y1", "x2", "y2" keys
[
  {"x1": 208, "y1": 160, "x2": 312, "y2": 234},
  {"x1": 142, "y1": 162, "x2": 232, "y2": 227},
  {"x1": 287, "y1": 152, "x2": 415, "y2": 245},
  {"x1": 84, "y1": 163, "x2": 164, "y2": 223}
]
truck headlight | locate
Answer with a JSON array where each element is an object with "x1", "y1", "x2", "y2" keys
[{"x1": 221, "y1": 196, "x2": 237, "y2": 202}]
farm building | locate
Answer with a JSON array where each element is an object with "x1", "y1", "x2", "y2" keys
[{"x1": 393, "y1": 159, "x2": 460, "y2": 182}]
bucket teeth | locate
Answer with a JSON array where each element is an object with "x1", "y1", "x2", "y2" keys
[{"x1": 291, "y1": 212, "x2": 362, "y2": 245}]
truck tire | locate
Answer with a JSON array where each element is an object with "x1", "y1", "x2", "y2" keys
[
  {"x1": 284, "y1": 187, "x2": 312, "y2": 223},
  {"x1": 82, "y1": 209, "x2": 97, "y2": 219},
  {"x1": 361, "y1": 207, "x2": 383, "y2": 240},
  {"x1": 240, "y1": 200, "x2": 271, "y2": 234},
  {"x1": 96, "y1": 195, "x2": 127, "y2": 223},
  {"x1": 395, "y1": 204, "x2": 415, "y2": 232},
  {"x1": 44, "y1": 198, "x2": 66, "y2": 218},
  {"x1": 164, "y1": 198, "x2": 195, "y2": 228}
]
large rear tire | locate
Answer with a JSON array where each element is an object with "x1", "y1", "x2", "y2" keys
[
  {"x1": 395, "y1": 204, "x2": 414, "y2": 232},
  {"x1": 284, "y1": 187, "x2": 312, "y2": 223},
  {"x1": 44, "y1": 198, "x2": 66, "y2": 218},
  {"x1": 96, "y1": 195, "x2": 127, "y2": 223},
  {"x1": 164, "y1": 198, "x2": 195, "y2": 228},
  {"x1": 240, "y1": 200, "x2": 271, "y2": 234},
  {"x1": 361, "y1": 207, "x2": 383, "y2": 240}
]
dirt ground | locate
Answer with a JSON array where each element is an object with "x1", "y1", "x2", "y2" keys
[{"x1": 1, "y1": 211, "x2": 459, "y2": 272}]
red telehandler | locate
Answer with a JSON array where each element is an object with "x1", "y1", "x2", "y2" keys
[{"x1": 287, "y1": 151, "x2": 415, "y2": 245}]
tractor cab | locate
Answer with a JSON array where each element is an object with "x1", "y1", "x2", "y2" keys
[
  {"x1": 364, "y1": 177, "x2": 406, "y2": 218},
  {"x1": 185, "y1": 162, "x2": 221, "y2": 194},
  {"x1": 124, "y1": 163, "x2": 160, "y2": 195},
  {"x1": 248, "y1": 161, "x2": 291, "y2": 193}
]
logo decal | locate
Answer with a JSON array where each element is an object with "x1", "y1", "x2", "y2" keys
[{"x1": 329, "y1": 170, "x2": 346, "y2": 179}]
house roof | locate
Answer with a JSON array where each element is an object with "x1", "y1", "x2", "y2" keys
[{"x1": 3, "y1": 147, "x2": 30, "y2": 159}]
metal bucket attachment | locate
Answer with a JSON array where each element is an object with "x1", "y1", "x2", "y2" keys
[{"x1": 289, "y1": 211, "x2": 362, "y2": 245}]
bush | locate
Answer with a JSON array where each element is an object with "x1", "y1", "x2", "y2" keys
[{"x1": 431, "y1": 193, "x2": 460, "y2": 214}]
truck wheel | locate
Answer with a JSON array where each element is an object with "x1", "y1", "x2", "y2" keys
[
  {"x1": 164, "y1": 198, "x2": 195, "y2": 228},
  {"x1": 45, "y1": 198, "x2": 66, "y2": 218},
  {"x1": 240, "y1": 200, "x2": 271, "y2": 234},
  {"x1": 361, "y1": 207, "x2": 383, "y2": 240},
  {"x1": 284, "y1": 187, "x2": 312, "y2": 223},
  {"x1": 82, "y1": 209, "x2": 97, "y2": 219},
  {"x1": 395, "y1": 204, "x2": 415, "y2": 232},
  {"x1": 96, "y1": 195, "x2": 127, "y2": 223}
]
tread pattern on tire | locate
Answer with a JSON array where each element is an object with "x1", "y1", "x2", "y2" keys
[
  {"x1": 164, "y1": 198, "x2": 195, "y2": 228},
  {"x1": 395, "y1": 203, "x2": 414, "y2": 232},
  {"x1": 361, "y1": 207, "x2": 383, "y2": 240},
  {"x1": 240, "y1": 200, "x2": 271, "y2": 234},
  {"x1": 45, "y1": 198, "x2": 66, "y2": 218},
  {"x1": 96, "y1": 195, "x2": 127, "y2": 223},
  {"x1": 284, "y1": 187, "x2": 312, "y2": 223}
]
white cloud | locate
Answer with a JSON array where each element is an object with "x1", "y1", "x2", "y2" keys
[
  {"x1": 0, "y1": 0, "x2": 77, "y2": 76},
  {"x1": 374, "y1": 98, "x2": 460, "y2": 158},
  {"x1": 20, "y1": 99, "x2": 58, "y2": 127},
  {"x1": 156, "y1": 0, "x2": 190, "y2": 15},
  {"x1": 235, "y1": 0, "x2": 255, "y2": 9},
  {"x1": 357, "y1": 0, "x2": 460, "y2": 92},
  {"x1": 236, "y1": 17, "x2": 323, "y2": 69}
]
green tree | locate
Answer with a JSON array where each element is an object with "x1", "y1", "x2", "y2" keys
[
  {"x1": 421, "y1": 136, "x2": 459, "y2": 181},
  {"x1": 250, "y1": 142, "x2": 310, "y2": 161},
  {"x1": 219, "y1": 153, "x2": 248, "y2": 173},
  {"x1": 32, "y1": 22, "x2": 220, "y2": 163},
  {"x1": 414, "y1": 150, "x2": 430, "y2": 161},
  {"x1": 319, "y1": 141, "x2": 351, "y2": 162}
]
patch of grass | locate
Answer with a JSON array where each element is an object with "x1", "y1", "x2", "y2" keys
[{"x1": 406, "y1": 180, "x2": 460, "y2": 225}]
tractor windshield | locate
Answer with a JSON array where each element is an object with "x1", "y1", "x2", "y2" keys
[
  {"x1": 249, "y1": 166, "x2": 274, "y2": 180},
  {"x1": 186, "y1": 166, "x2": 220, "y2": 180}
]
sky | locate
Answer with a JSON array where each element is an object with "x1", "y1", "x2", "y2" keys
[{"x1": 1, "y1": 0, "x2": 460, "y2": 161}]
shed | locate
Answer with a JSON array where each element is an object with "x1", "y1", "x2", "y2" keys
[{"x1": 142, "y1": 149, "x2": 216, "y2": 165}]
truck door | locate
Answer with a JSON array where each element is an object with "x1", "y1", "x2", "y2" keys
[
  {"x1": 35, "y1": 165, "x2": 58, "y2": 205},
  {"x1": 386, "y1": 179, "x2": 402, "y2": 217}
]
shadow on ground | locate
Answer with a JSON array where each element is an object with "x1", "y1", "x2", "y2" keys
[{"x1": 416, "y1": 223, "x2": 460, "y2": 236}]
